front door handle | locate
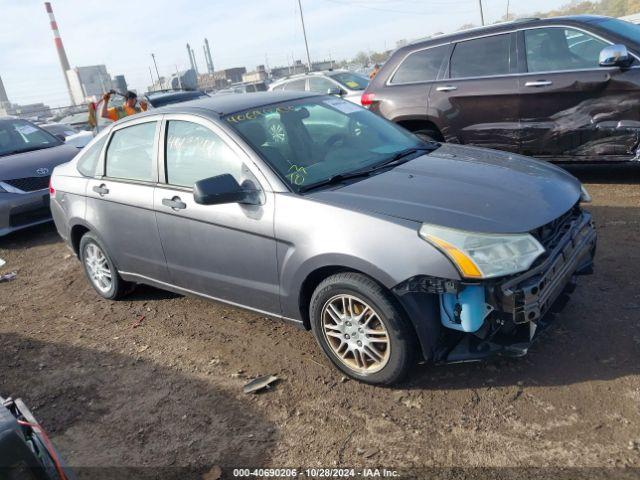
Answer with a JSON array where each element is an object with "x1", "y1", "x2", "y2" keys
[
  {"x1": 436, "y1": 85, "x2": 457, "y2": 92},
  {"x1": 525, "y1": 80, "x2": 553, "y2": 87},
  {"x1": 92, "y1": 184, "x2": 109, "y2": 196},
  {"x1": 162, "y1": 196, "x2": 187, "y2": 210}
]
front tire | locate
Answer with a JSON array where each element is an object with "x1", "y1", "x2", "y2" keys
[
  {"x1": 79, "y1": 232, "x2": 131, "y2": 300},
  {"x1": 309, "y1": 273, "x2": 415, "y2": 385}
]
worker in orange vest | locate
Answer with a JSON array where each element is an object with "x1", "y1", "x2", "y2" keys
[{"x1": 100, "y1": 90, "x2": 148, "y2": 121}]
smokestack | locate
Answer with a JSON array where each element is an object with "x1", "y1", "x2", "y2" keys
[
  {"x1": 0, "y1": 76, "x2": 9, "y2": 104},
  {"x1": 190, "y1": 47, "x2": 199, "y2": 75},
  {"x1": 45, "y1": 2, "x2": 74, "y2": 105},
  {"x1": 204, "y1": 38, "x2": 214, "y2": 74},
  {"x1": 186, "y1": 43, "x2": 195, "y2": 72}
]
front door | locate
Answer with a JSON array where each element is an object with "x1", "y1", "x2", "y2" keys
[
  {"x1": 85, "y1": 118, "x2": 169, "y2": 281},
  {"x1": 428, "y1": 32, "x2": 521, "y2": 152},
  {"x1": 153, "y1": 115, "x2": 280, "y2": 314},
  {"x1": 517, "y1": 26, "x2": 640, "y2": 160}
]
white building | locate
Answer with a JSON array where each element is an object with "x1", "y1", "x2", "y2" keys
[{"x1": 66, "y1": 65, "x2": 112, "y2": 104}]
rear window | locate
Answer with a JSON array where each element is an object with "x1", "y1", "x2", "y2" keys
[
  {"x1": 329, "y1": 72, "x2": 369, "y2": 90},
  {"x1": 283, "y1": 79, "x2": 307, "y2": 91},
  {"x1": 450, "y1": 34, "x2": 511, "y2": 78},
  {"x1": 390, "y1": 45, "x2": 448, "y2": 84}
]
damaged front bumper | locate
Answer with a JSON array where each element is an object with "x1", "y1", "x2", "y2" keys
[{"x1": 395, "y1": 208, "x2": 597, "y2": 363}]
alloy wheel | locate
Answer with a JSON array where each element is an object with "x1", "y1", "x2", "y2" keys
[
  {"x1": 321, "y1": 294, "x2": 391, "y2": 374},
  {"x1": 84, "y1": 243, "x2": 112, "y2": 293}
]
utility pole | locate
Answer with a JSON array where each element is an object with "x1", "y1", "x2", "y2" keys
[
  {"x1": 151, "y1": 53, "x2": 160, "y2": 86},
  {"x1": 297, "y1": 0, "x2": 312, "y2": 71},
  {"x1": 506, "y1": 0, "x2": 510, "y2": 21},
  {"x1": 175, "y1": 65, "x2": 183, "y2": 90},
  {"x1": 478, "y1": 0, "x2": 485, "y2": 25}
]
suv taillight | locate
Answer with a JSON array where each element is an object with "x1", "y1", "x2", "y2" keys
[
  {"x1": 49, "y1": 178, "x2": 55, "y2": 196},
  {"x1": 361, "y1": 92, "x2": 376, "y2": 107}
]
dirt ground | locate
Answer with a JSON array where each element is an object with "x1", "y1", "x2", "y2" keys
[{"x1": 1, "y1": 164, "x2": 639, "y2": 479}]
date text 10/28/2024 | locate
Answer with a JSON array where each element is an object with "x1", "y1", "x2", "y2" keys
[{"x1": 232, "y1": 468, "x2": 400, "y2": 478}]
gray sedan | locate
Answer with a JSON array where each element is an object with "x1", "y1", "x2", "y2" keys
[
  {"x1": 1, "y1": 118, "x2": 79, "y2": 237},
  {"x1": 50, "y1": 92, "x2": 596, "y2": 384}
]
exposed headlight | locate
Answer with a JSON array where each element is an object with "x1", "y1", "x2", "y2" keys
[
  {"x1": 580, "y1": 185, "x2": 592, "y2": 203},
  {"x1": 419, "y1": 224, "x2": 545, "y2": 279}
]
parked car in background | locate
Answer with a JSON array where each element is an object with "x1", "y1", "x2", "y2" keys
[
  {"x1": 0, "y1": 118, "x2": 78, "y2": 236},
  {"x1": 41, "y1": 122, "x2": 93, "y2": 149},
  {"x1": 143, "y1": 89, "x2": 209, "y2": 108},
  {"x1": 213, "y1": 81, "x2": 269, "y2": 95},
  {"x1": 50, "y1": 92, "x2": 595, "y2": 384},
  {"x1": 364, "y1": 15, "x2": 640, "y2": 162},
  {"x1": 270, "y1": 70, "x2": 369, "y2": 104}
]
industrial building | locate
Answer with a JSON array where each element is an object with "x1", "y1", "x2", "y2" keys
[{"x1": 66, "y1": 65, "x2": 113, "y2": 105}]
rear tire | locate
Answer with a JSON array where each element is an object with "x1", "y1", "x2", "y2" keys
[
  {"x1": 413, "y1": 129, "x2": 440, "y2": 143},
  {"x1": 309, "y1": 272, "x2": 415, "y2": 385},
  {"x1": 79, "y1": 232, "x2": 131, "y2": 300}
]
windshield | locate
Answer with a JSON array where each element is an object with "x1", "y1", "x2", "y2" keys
[
  {"x1": 224, "y1": 97, "x2": 431, "y2": 192},
  {"x1": 0, "y1": 119, "x2": 62, "y2": 157},
  {"x1": 596, "y1": 18, "x2": 640, "y2": 44},
  {"x1": 329, "y1": 72, "x2": 369, "y2": 91}
]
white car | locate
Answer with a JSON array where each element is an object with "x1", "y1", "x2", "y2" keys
[
  {"x1": 269, "y1": 70, "x2": 369, "y2": 104},
  {"x1": 40, "y1": 122, "x2": 93, "y2": 149}
]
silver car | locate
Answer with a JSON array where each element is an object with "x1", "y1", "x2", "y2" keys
[
  {"x1": 269, "y1": 70, "x2": 369, "y2": 104},
  {"x1": 50, "y1": 92, "x2": 596, "y2": 385}
]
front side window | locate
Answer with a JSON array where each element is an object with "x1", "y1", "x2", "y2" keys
[
  {"x1": 105, "y1": 122, "x2": 157, "y2": 182},
  {"x1": 391, "y1": 45, "x2": 448, "y2": 84},
  {"x1": 283, "y1": 79, "x2": 307, "y2": 91},
  {"x1": 165, "y1": 120, "x2": 255, "y2": 188},
  {"x1": 225, "y1": 97, "x2": 432, "y2": 192},
  {"x1": 0, "y1": 120, "x2": 62, "y2": 158},
  {"x1": 308, "y1": 76, "x2": 337, "y2": 94},
  {"x1": 450, "y1": 34, "x2": 511, "y2": 78},
  {"x1": 77, "y1": 136, "x2": 106, "y2": 177},
  {"x1": 524, "y1": 27, "x2": 609, "y2": 72}
]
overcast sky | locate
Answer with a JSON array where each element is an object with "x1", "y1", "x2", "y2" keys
[{"x1": 0, "y1": 0, "x2": 564, "y2": 108}]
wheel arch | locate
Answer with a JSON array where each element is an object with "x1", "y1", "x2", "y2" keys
[{"x1": 395, "y1": 117, "x2": 444, "y2": 141}]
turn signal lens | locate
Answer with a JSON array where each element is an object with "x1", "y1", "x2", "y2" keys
[{"x1": 49, "y1": 178, "x2": 55, "y2": 196}]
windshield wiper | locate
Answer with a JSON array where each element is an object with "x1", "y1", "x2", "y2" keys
[
  {"x1": 369, "y1": 145, "x2": 437, "y2": 172},
  {"x1": 298, "y1": 168, "x2": 374, "y2": 193},
  {"x1": 0, "y1": 145, "x2": 54, "y2": 157},
  {"x1": 298, "y1": 144, "x2": 438, "y2": 193}
]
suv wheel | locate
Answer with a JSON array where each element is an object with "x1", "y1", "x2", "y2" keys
[
  {"x1": 309, "y1": 273, "x2": 414, "y2": 385},
  {"x1": 79, "y1": 232, "x2": 131, "y2": 300}
]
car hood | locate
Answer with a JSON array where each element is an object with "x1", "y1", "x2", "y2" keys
[
  {"x1": 308, "y1": 144, "x2": 582, "y2": 233},
  {"x1": 0, "y1": 143, "x2": 78, "y2": 181}
]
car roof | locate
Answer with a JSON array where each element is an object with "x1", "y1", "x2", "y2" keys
[
  {"x1": 271, "y1": 69, "x2": 352, "y2": 84},
  {"x1": 404, "y1": 15, "x2": 611, "y2": 50},
  {"x1": 138, "y1": 91, "x2": 320, "y2": 118}
]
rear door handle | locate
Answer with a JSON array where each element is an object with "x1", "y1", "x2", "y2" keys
[
  {"x1": 92, "y1": 184, "x2": 109, "y2": 196},
  {"x1": 525, "y1": 80, "x2": 553, "y2": 87},
  {"x1": 162, "y1": 196, "x2": 187, "y2": 210},
  {"x1": 436, "y1": 85, "x2": 457, "y2": 92}
]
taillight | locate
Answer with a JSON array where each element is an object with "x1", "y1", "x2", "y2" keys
[
  {"x1": 49, "y1": 178, "x2": 55, "y2": 196},
  {"x1": 361, "y1": 92, "x2": 376, "y2": 107}
]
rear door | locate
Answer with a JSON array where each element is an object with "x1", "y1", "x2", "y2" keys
[
  {"x1": 153, "y1": 114, "x2": 280, "y2": 314},
  {"x1": 372, "y1": 44, "x2": 450, "y2": 124},
  {"x1": 429, "y1": 32, "x2": 521, "y2": 152},
  {"x1": 517, "y1": 25, "x2": 640, "y2": 160},
  {"x1": 85, "y1": 116, "x2": 169, "y2": 281}
]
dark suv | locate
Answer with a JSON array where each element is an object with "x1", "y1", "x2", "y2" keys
[{"x1": 363, "y1": 15, "x2": 640, "y2": 162}]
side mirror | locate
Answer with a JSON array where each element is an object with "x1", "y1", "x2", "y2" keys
[
  {"x1": 193, "y1": 174, "x2": 259, "y2": 206},
  {"x1": 54, "y1": 133, "x2": 67, "y2": 141},
  {"x1": 327, "y1": 87, "x2": 344, "y2": 96},
  {"x1": 599, "y1": 44, "x2": 632, "y2": 68}
]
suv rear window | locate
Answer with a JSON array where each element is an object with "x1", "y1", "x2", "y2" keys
[
  {"x1": 450, "y1": 34, "x2": 511, "y2": 78},
  {"x1": 390, "y1": 45, "x2": 448, "y2": 84}
]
